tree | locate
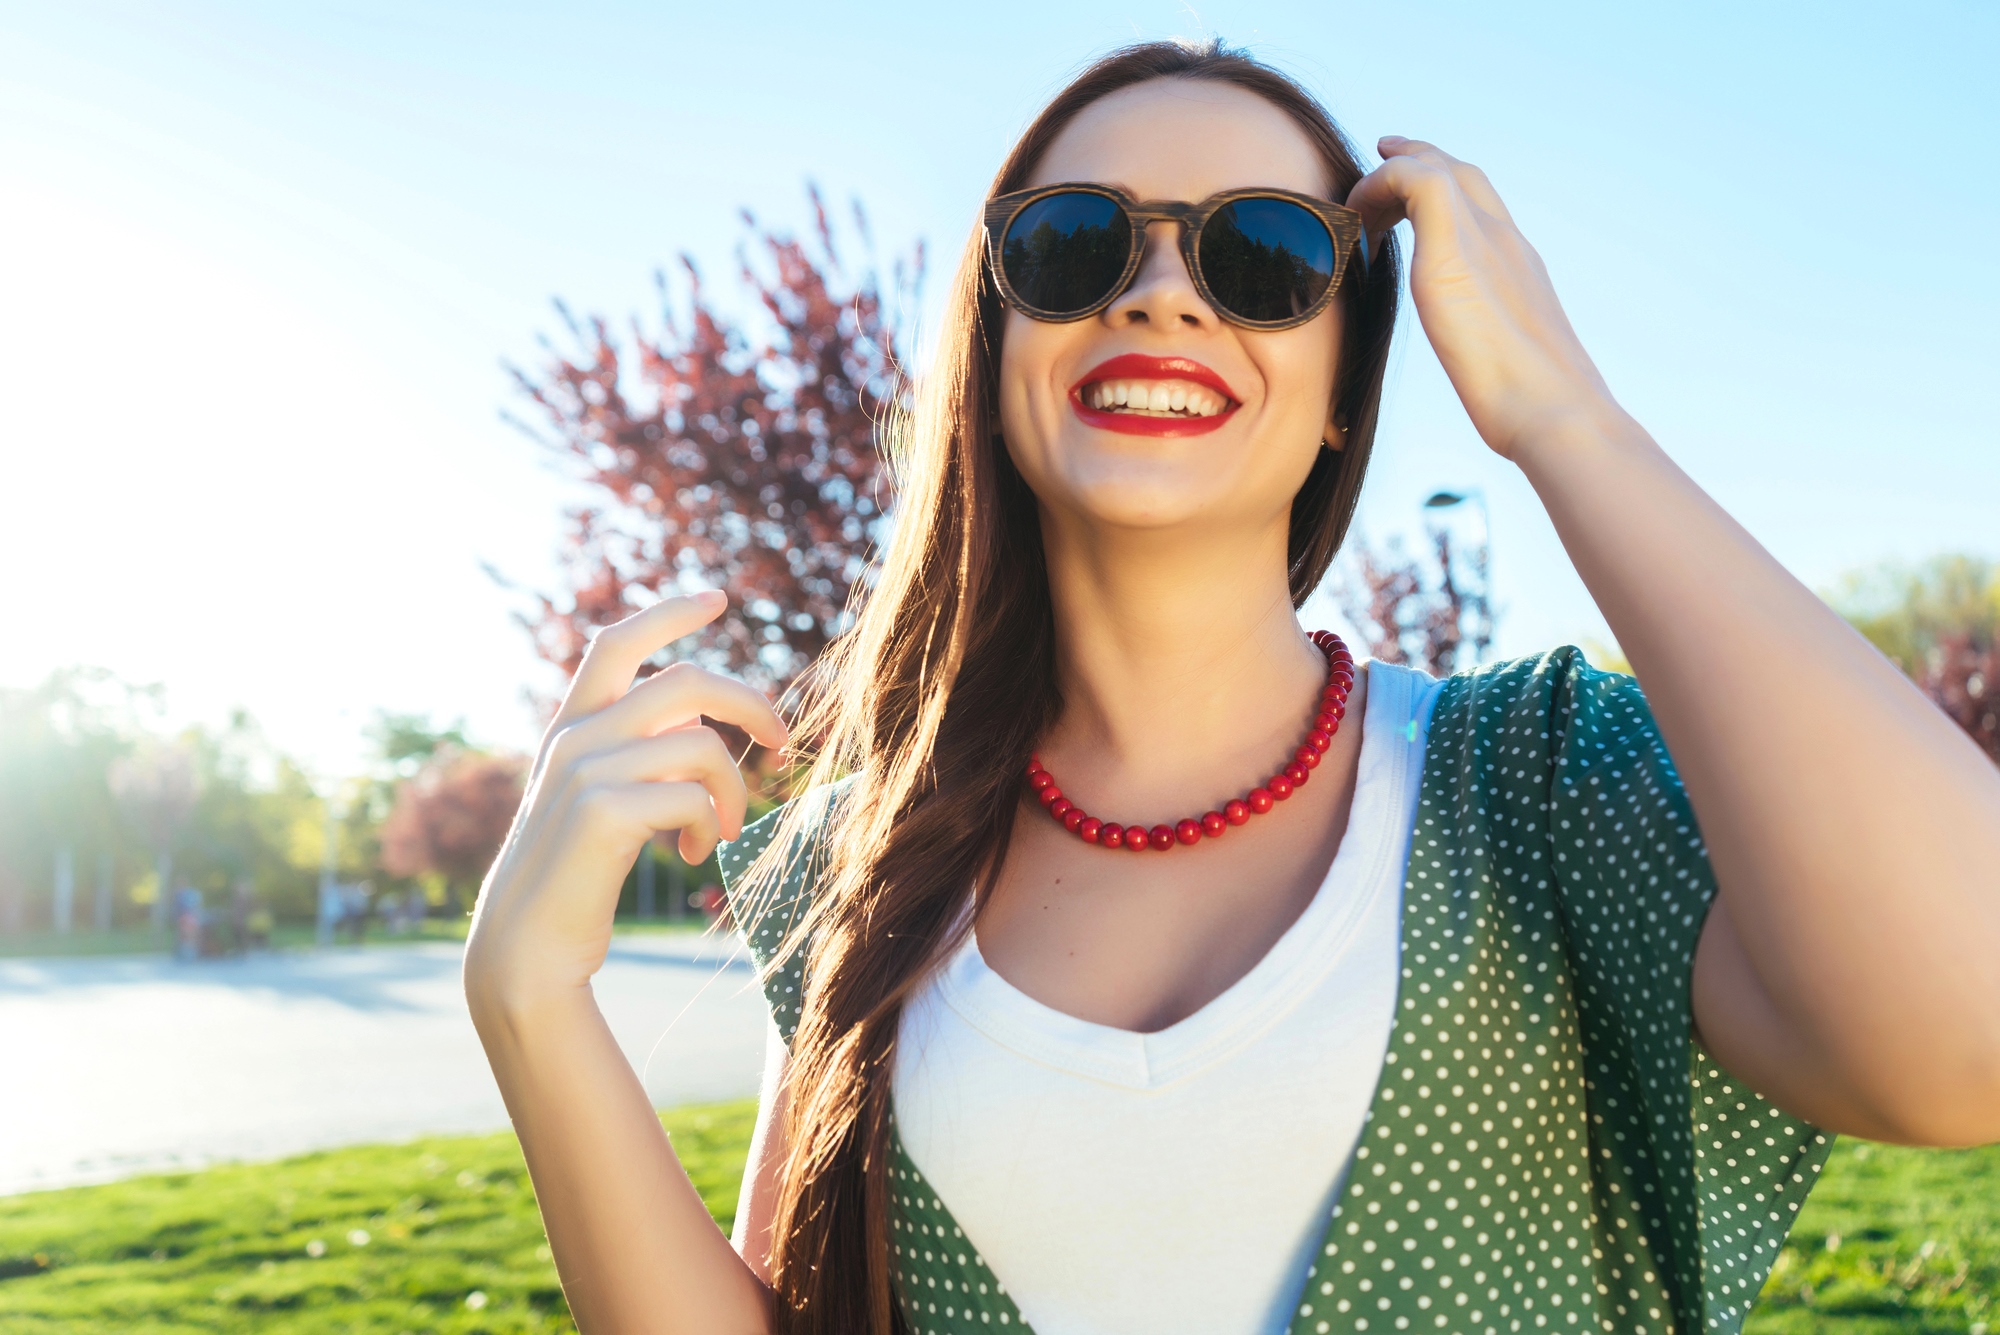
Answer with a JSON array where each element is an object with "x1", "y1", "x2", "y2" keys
[
  {"x1": 379, "y1": 749, "x2": 529, "y2": 910},
  {"x1": 1830, "y1": 554, "x2": 1999, "y2": 765},
  {"x1": 505, "y1": 190, "x2": 916, "y2": 702},
  {"x1": 1334, "y1": 528, "x2": 1494, "y2": 678},
  {"x1": 0, "y1": 669, "x2": 149, "y2": 932}
]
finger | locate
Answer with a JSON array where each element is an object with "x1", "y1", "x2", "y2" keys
[
  {"x1": 584, "y1": 660, "x2": 790, "y2": 753},
  {"x1": 569, "y1": 780, "x2": 723, "y2": 866},
  {"x1": 1378, "y1": 136, "x2": 1513, "y2": 222},
  {"x1": 1344, "y1": 152, "x2": 1449, "y2": 240},
  {"x1": 569, "y1": 727, "x2": 749, "y2": 840},
  {"x1": 554, "y1": 591, "x2": 728, "y2": 727}
]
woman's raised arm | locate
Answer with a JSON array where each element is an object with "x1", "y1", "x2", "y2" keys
[
  {"x1": 1347, "y1": 136, "x2": 2000, "y2": 1146},
  {"x1": 463, "y1": 592, "x2": 788, "y2": 1333}
]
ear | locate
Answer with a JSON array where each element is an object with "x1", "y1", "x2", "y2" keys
[{"x1": 1322, "y1": 403, "x2": 1348, "y2": 452}]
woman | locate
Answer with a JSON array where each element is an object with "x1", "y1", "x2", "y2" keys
[{"x1": 464, "y1": 41, "x2": 2000, "y2": 1335}]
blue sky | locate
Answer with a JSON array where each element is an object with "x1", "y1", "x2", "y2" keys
[{"x1": 2, "y1": 1, "x2": 1994, "y2": 772}]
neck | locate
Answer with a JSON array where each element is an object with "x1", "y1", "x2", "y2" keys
[{"x1": 1036, "y1": 508, "x2": 1326, "y2": 803}]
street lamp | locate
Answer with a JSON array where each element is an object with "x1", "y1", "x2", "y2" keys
[{"x1": 1422, "y1": 489, "x2": 1494, "y2": 663}]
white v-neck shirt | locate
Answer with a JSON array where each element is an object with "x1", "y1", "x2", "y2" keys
[{"x1": 888, "y1": 660, "x2": 1443, "y2": 1335}]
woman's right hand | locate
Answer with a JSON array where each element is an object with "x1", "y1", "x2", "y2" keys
[{"x1": 464, "y1": 591, "x2": 789, "y2": 1011}]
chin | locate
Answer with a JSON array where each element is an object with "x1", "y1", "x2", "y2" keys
[{"x1": 1052, "y1": 454, "x2": 1233, "y2": 531}]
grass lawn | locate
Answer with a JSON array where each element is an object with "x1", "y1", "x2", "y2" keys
[
  {"x1": 1744, "y1": 1139, "x2": 1999, "y2": 1334},
  {"x1": 0, "y1": 1103, "x2": 755, "y2": 1333},
  {"x1": 0, "y1": 1108, "x2": 1992, "y2": 1333}
]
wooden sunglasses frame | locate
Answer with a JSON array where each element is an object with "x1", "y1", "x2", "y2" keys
[{"x1": 982, "y1": 183, "x2": 1368, "y2": 331}]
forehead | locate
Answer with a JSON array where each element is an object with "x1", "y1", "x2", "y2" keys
[{"x1": 1028, "y1": 78, "x2": 1331, "y2": 201}]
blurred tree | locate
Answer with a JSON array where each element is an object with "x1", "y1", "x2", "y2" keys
[
  {"x1": 0, "y1": 673, "x2": 335, "y2": 933},
  {"x1": 504, "y1": 189, "x2": 915, "y2": 703},
  {"x1": 0, "y1": 670, "x2": 148, "y2": 932},
  {"x1": 171, "y1": 714, "x2": 326, "y2": 921},
  {"x1": 378, "y1": 749, "x2": 529, "y2": 911},
  {"x1": 107, "y1": 737, "x2": 200, "y2": 928},
  {"x1": 368, "y1": 712, "x2": 471, "y2": 777},
  {"x1": 1830, "y1": 554, "x2": 1999, "y2": 765},
  {"x1": 1335, "y1": 528, "x2": 1494, "y2": 678}
]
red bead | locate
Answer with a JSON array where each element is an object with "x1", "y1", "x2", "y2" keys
[{"x1": 1027, "y1": 638, "x2": 1350, "y2": 855}]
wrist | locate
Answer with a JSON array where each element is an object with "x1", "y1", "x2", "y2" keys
[
  {"x1": 464, "y1": 941, "x2": 598, "y2": 1039},
  {"x1": 1506, "y1": 396, "x2": 1648, "y2": 478}
]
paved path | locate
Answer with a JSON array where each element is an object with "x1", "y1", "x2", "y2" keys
[{"x1": 0, "y1": 933, "x2": 770, "y2": 1196}]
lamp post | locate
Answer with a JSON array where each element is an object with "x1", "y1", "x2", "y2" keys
[
  {"x1": 1422, "y1": 489, "x2": 1494, "y2": 663},
  {"x1": 1423, "y1": 487, "x2": 1488, "y2": 530}
]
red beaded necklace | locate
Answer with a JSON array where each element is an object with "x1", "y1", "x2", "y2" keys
[{"x1": 1025, "y1": 630, "x2": 1355, "y2": 852}]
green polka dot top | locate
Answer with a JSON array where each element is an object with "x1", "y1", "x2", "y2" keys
[{"x1": 718, "y1": 647, "x2": 1832, "y2": 1335}]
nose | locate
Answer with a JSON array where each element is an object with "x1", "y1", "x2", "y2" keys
[{"x1": 1103, "y1": 221, "x2": 1214, "y2": 329}]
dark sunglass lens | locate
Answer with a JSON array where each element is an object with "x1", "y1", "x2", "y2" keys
[
  {"x1": 1001, "y1": 192, "x2": 1131, "y2": 315},
  {"x1": 1200, "y1": 199, "x2": 1336, "y2": 323}
]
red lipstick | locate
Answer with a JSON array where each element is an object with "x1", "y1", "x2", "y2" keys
[{"x1": 1068, "y1": 354, "x2": 1241, "y2": 438}]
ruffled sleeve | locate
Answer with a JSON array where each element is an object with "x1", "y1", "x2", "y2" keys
[{"x1": 1544, "y1": 653, "x2": 1833, "y2": 1332}]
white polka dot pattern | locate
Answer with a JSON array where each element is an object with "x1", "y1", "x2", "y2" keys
[
  {"x1": 717, "y1": 650, "x2": 1833, "y2": 1335},
  {"x1": 889, "y1": 1148, "x2": 1029, "y2": 1331}
]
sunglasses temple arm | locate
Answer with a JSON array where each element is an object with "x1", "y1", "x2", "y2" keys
[{"x1": 1356, "y1": 225, "x2": 1371, "y2": 282}]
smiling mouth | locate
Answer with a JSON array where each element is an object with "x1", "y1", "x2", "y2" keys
[{"x1": 1078, "y1": 378, "x2": 1234, "y2": 419}]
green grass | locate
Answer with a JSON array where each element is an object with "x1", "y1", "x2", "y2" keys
[
  {"x1": 1745, "y1": 1138, "x2": 2000, "y2": 1335},
  {"x1": 0, "y1": 1102, "x2": 756, "y2": 1333},
  {"x1": 1, "y1": 1110, "x2": 1993, "y2": 1332}
]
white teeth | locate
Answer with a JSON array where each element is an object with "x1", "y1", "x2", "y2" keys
[{"x1": 1083, "y1": 378, "x2": 1231, "y2": 417}]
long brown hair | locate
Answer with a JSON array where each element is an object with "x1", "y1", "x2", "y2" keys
[{"x1": 746, "y1": 38, "x2": 1402, "y2": 1332}]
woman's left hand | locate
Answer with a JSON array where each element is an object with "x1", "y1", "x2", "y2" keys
[{"x1": 1345, "y1": 136, "x2": 1621, "y2": 461}]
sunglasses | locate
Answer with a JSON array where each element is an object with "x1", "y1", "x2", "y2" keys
[{"x1": 984, "y1": 183, "x2": 1368, "y2": 331}]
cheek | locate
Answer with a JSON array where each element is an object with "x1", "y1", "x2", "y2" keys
[
  {"x1": 996, "y1": 316, "x2": 1072, "y2": 440},
  {"x1": 1256, "y1": 319, "x2": 1343, "y2": 429}
]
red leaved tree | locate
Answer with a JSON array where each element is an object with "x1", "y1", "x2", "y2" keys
[
  {"x1": 1920, "y1": 633, "x2": 1999, "y2": 764},
  {"x1": 1335, "y1": 529, "x2": 1493, "y2": 677},
  {"x1": 1831, "y1": 554, "x2": 2000, "y2": 766},
  {"x1": 379, "y1": 749, "x2": 528, "y2": 909},
  {"x1": 505, "y1": 190, "x2": 916, "y2": 704}
]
